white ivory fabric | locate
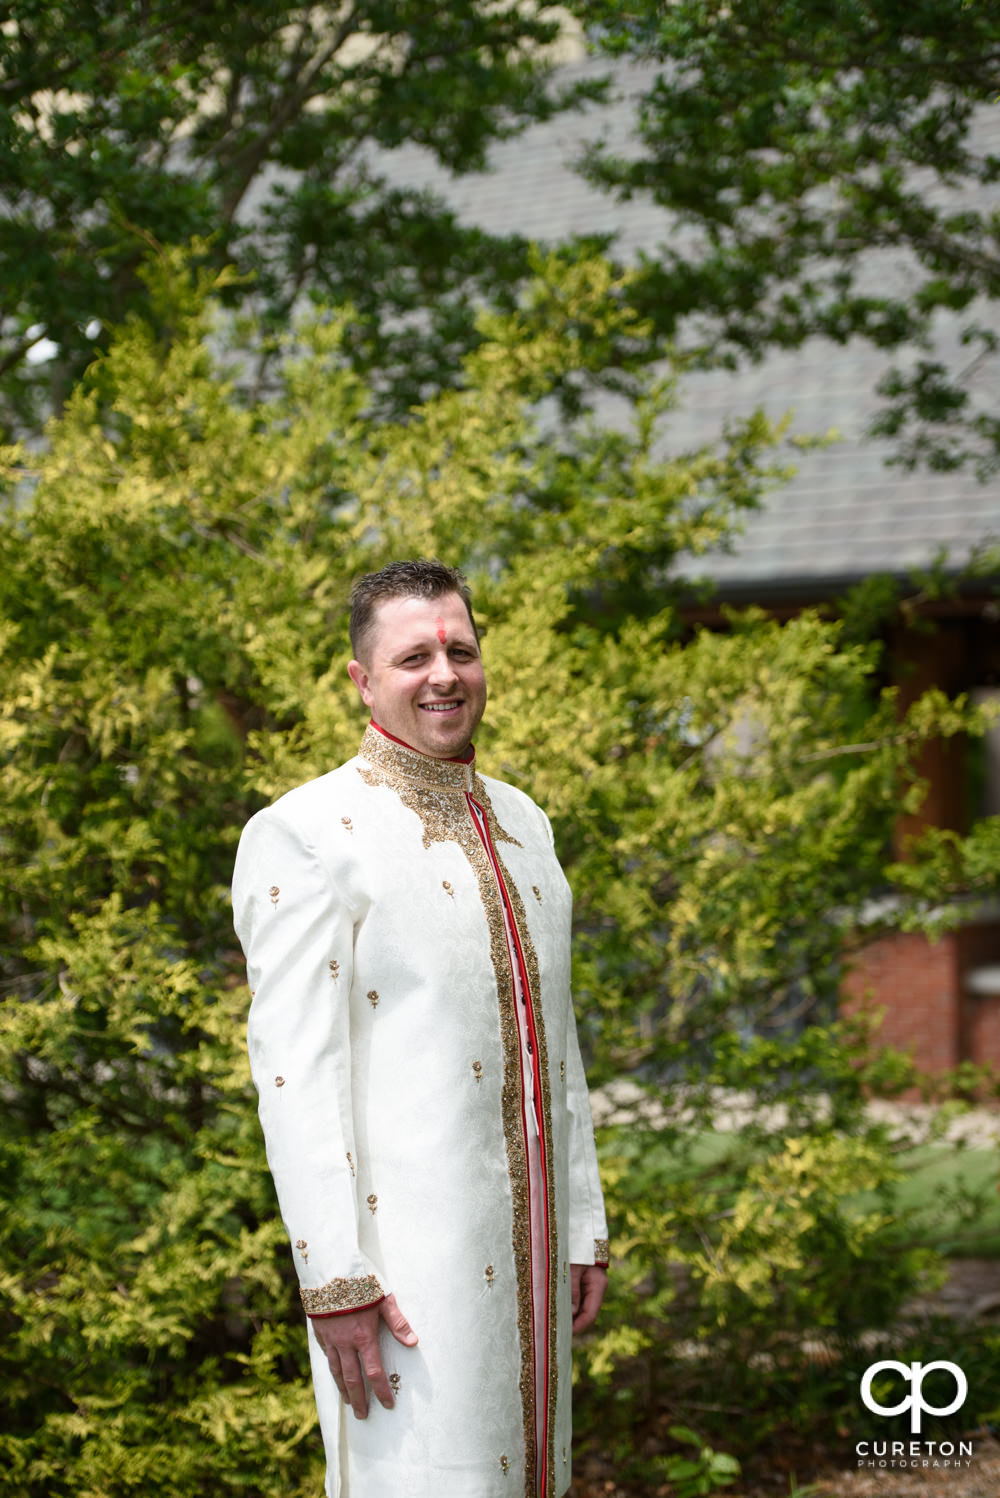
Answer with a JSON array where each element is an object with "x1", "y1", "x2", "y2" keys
[{"x1": 232, "y1": 725, "x2": 608, "y2": 1498}]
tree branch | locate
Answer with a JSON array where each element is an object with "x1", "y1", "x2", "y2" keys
[{"x1": 217, "y1": 4, "x2": 363, "y2": 222}]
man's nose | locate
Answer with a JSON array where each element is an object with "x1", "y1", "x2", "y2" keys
[{"x1": 427, "y1": 648, "x2": 458, "y2": 688}]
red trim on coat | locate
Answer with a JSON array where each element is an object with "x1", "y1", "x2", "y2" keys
[{"x1": 466, "y1": 791, "x2": 552, "y2": 1498}]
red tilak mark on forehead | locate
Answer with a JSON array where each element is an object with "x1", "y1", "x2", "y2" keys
[{"x1": 435, "y1": 617, "x2": 447, "y2": 643}]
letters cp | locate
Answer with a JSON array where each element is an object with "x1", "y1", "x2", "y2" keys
[{"x1": 860, "y1": 1360, "x2": 967, "y2": 1435}]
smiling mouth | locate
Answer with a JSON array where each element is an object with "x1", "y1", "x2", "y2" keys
[{"x1": 419, "y1": 700, "x2": 462, "y2": 713}]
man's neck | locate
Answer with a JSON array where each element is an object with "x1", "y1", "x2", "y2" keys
[{"x1": 369, "y1": 719, "x2": 475, "y2": 765}]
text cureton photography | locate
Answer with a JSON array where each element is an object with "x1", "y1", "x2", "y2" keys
[
  {"x1": 855, "y1": 1359, "x2": 975, "y2": 1471},
  {"x1": 855, "y1": 1439, "x2": 974, "y2": 1472}
]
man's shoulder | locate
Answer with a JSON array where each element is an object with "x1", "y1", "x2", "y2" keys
[{"x1": 250, "y1": 756, "x2": 364, "y2": 833}]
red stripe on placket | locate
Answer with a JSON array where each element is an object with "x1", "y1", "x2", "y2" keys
[{"x1": 467, "y1": 793, "x2": 551, "y2": 1498}]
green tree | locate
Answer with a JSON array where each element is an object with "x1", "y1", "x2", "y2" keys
[
  {"x1": 2, "y1": 254, "x2": 999, "y2": 1492},
  {"x1": 570, "y1": 0, "x2": 1000, "y2": 476},
  {"x1": 0, "y1": 1, "x2": 602, "y2": 431}
]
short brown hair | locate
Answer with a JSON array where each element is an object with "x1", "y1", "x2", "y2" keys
[{"x1": 349, "y1": 559, "x2": 479, "y2": 662}]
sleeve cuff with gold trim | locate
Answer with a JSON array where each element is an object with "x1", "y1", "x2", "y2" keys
[
  {"x1": 594, "y1": 1238, "x2": 609, "y2": 1266},
  {"x1": 301, "y1": 1272, "x2": 385, "y2": 1317}
]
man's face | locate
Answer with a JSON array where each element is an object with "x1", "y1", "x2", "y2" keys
[{"x1": 347, "y1": 591, "x2": 487, "y2": 759}]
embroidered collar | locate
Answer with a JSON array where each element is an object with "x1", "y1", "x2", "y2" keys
[{"x1": 358, "y1": 722, "x2": 476, "y2": 792}]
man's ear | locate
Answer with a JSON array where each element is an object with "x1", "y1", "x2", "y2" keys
[{"x1": 347, "y1": 659, "x2": 374, "y2": 707}]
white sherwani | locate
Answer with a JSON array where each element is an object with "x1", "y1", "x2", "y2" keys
[{"x1": 232, "y1": 725, "x2": 608, "y2": 1498}]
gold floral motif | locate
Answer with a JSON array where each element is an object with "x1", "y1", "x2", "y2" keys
[
  {"x1": 388, "y1": 1372, "x2": 401, "y2": 1395},
  {"x1": 275, "y1": 1075, "x2": 285, "y2": 1088},
  {"x1": 367, "y1": 989, "x2": 379, "y2": 1009},
  {"x1": 499, "y1": 1455, "x2": 510, "y2": 1476},
  {"x1": 329, "y1": 959, "x2": 340, "y2": 980},
  {"x1": 341, "y1": 816, "x2": 353, "y2": 833},
  {"x1": 563, "y1": 1446, "x2": 568, "y2": 1466},
  {"x1": 346, "y1": 1151, "x2": 355, "y2": 1176},
  {"x1": 472, "y1": 1060, "x2": 483, "y2": 1083},
  {"x1": 560, "y1": 1059, "x2": 566, "y2": 1081},
  {"x1": 442, "y1": 879, "x2": 454, "y2": 898},
  {"x1": 594, "y1": 1237, "x2": 610, "y2": 1264},
  {"x1": 366, "y1": 1193, "x2": 378, "y2": 1214},
  {"x1": 268, "y1": 884, "x2": 280, "y2": 906},
  {"x1": 300, "y1": 1272, "x2": 384, "y2": 1315},
  {"x1": 532, "y1": 884, "x2": 542, "y2": 903},
  {"x1": 562, "y1": 1260, "x2": 568, "y2": 1283},
  {"x1": 295, "y1": 1239, "x2": 309, "y2": 1263},
  {"x1": 485, "y1": 1264, "x2": 495, "y2": 1288}
]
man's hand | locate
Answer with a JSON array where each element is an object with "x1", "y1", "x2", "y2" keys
[
  {"x1": 311, "y1": 1293, "x2": 417, "y2": 1419},
  {"x1": 570, "y1": 1262, "x2": 608, "y2": 1335}
]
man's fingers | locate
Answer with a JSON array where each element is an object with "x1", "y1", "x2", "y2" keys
[
  {"x1": 571, "y1": 1264, "x2": 608, "y2": 1335},
  {"x1": 359, "y1": 1339, "x2": 395, "y2": 1411},
  {"x1": 340, "y1": 1351, "x2": 371, "y2": 1419},
  {"x1": 382, "y1": 1292, "x2": 419, "y2": 1347},
  {"x1": 572, "y1": 1297, "x2": 596, "y2": 1333},
  {"x1": 325, "y1": 1347, "x2": 350, "y2": 1404},
  {"x1": 324, "y1": 1340, "x2": 369, "y2": 1418},
  {"x1": 573, "y1": 1280, "x2": 600, "y2": 1332},
  {"x1": 569, "y1": 1263, "x2": 585, "y2": 1320}
]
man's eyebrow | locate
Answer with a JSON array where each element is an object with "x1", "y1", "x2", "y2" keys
[{"x1": 389, "y1": 632, "x2": 479, "y2": 660}]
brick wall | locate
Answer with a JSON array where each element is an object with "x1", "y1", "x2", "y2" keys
[
  {"x1": 842, "y1": 931, "x2": 963, "y2": 1074},
  {"x1": 842, "y1": 921, "x2": 1000, "y2": 1073}
]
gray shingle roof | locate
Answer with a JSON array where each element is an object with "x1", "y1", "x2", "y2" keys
[{"x1": 373, "y1": 54, "x2": 1000, "y2": 596}]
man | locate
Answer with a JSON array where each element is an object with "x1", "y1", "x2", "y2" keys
[{"x1": 232, "y1": 559, "x2": 608, "y2": 1498}]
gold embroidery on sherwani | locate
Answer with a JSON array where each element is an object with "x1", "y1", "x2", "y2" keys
[
  {"x1": 495, "y1": 842, "x2": 560, "y2": 1498},
  {"x1": 356, "y1": 725, "x2": 558, "y2": 1498},
  {"x1": 300, "y1": 1272, "x2": 384, "y2": 1315}
]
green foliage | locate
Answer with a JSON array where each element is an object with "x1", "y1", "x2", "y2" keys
[
  {"x1": 8, "y1": 1, "x2": 999, "y2": 481},
  {"x1": 662, "y1": 1427, "x2": 741, "y2": 1498},
  {"x1": 571, "y1": 0, "x2": 1000, "y2": 475},
  {"x1": 2, "y1": 253, "x2": 999, "y2": 1491},
  {"x1": 0, "y1": 1, "x2": 605, "y2": 432}
]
